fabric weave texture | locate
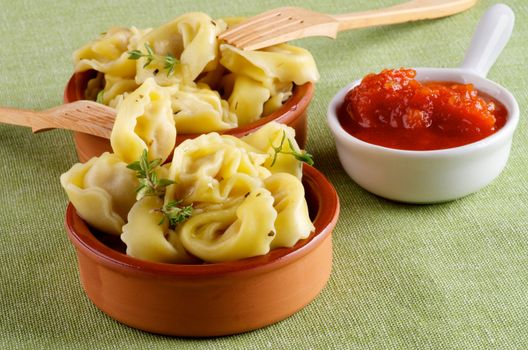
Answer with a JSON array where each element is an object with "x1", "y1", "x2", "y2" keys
[{"x1": 0, "y1": 0, "x2": 526, "y2": 349}]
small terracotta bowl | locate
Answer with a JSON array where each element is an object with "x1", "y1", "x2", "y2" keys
[
  {"x1": 64, "y1": 71, "x2": 314, "y2": 163},
  {"x1": 65, "y1": 164, "x2": 339, "y2": 337}
]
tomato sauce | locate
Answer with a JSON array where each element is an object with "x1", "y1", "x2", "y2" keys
[{"x1": 339, "y1": 68, "x2": 507, "y2": 151}]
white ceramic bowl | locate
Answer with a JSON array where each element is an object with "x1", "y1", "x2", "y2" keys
[{"x1": 327, "y1": 4, "x2": 519, "y2": 203}]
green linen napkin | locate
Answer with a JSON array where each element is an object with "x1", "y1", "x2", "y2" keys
[{"x1": 1, "y1": 0, "x2": 527, "y2": 349}]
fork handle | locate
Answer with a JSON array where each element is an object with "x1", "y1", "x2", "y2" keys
[
  {"x1": 0, "y1": 107, "x2": 44, "y2": 130},
  {"x1": 0, "y1": 105, "x2": 112, "y2": 138},
  {"x1": 333, "y1": 0, "x2": 477, "y2": 31},
  {"x1": 0, "y1": 106, "x2": 75, "y2": 133}
]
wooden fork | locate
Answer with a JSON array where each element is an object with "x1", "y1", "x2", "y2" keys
[
  {"x1": 0, "y1": 100, "x2": 115, "y2": 139},
  {"x1": 219, "y1": 0, "x2": 478, "y2": 50}
]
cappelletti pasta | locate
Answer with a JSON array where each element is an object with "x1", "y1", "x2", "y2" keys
[
  {"x1": 241, "y1": 122, "x2": 304, "y2": 179},
  {"x1": 135, "y1": 12, "x2": 223, "y2": 86},
  {"x1": 65, "y1": 12, "x2": 318, "y2": 264},
  {"x1": 110, "y1": 78, "x2": 176, "y2": 164},
  {"x1": 177, "y1": 189, "x2": 277, "y2": 262},
  {"x1": 121, "y1": 196, "x2": 197, "y2": 264},
  {"x1": 60, "y1": 152, "x2": 138, "y2": 235},
  {"x1": 165, "y1": 132, "x2": 270, "y2": 204},
  {"x1": 74, "y1": 26, "x2": 150, "y2": 78},
  {"x1": 61, "y1": 118, "x2": 314, "y2": 263},
  {"x1": 170, "y1": 84, "x2": 237, "y2": 133},
  {"x1": 73, "y1": 12, "x2": 319, "y2": 133},
  {"x1": 123, "y1": 123, "x2": 313, "y2": 262}
]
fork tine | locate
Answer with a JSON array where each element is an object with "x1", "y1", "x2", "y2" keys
[
  {"x1": 220, "y1": 13, "x2": 282, "y2": 38},
  {"x1": 224, "y1": 16, "x2": 303, "y2": 44},
  {"x1": 233, "y1": 19, "x2": 305, "y2": 48},
  {"x1": 37, "y1": 100, "x2": 115, "y2": 138},
  {"x1": 240, "y1": 21, "x2": 338, "y2": 51},
  {"x1": 241, "y1": 34, "x2": 303, "y2": 51},
  {"x1": 219, "y1": 7, "x2": 296, "y2": 39}
]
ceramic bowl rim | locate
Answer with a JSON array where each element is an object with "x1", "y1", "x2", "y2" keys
[
  {"x1": 65, "y1": 164, "x2": 340, "y2": 278},
  {"x1": 327, "y1": 67, "x2": 520, "y2": 158}
]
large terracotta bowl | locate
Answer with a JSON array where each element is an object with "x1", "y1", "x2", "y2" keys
[
  {"x1": 65, "y1": 164, "x2": 339, "y2": 337},
  {"x1": 64, "y1": 71, "x2": 314, "y2": 163}
]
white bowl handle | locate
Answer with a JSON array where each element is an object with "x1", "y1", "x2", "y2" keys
[{"x1": 459, "y1": 4, "x2": 514, "y2": 78}]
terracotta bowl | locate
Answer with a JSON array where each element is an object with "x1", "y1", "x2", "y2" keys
[
  {"x1": 65, "y1": 164, "x2": 340, "y2": 337},
  {"x1": 64, "y1": 71, "x2": 314, "y2": 163}
]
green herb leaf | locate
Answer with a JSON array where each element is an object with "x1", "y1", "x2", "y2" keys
[
  {"x1": 127, "y1": 49, "x2": 143, "y2": 60},
  {"x1": 160, "y1": 200, "x2": 193, "y2": 229},
  {"x1": 127, "y1": 43, "x2": 178, "y2": 75},
  {"x1": 145, "y1": 43, "x2": 154, "y2": 56},
  {"x1": 164, "y1": 53, "x2": 179, "y2": 76},
  {"x1": 158, "y1": 178, "x2": 176, "y2": 187},
  {"x1": 148, "y1": 158, "x2": 162, "y2": 169},
  {"x1": 126, "y1": 161, "x2": 142, "y2": 172},
  {"x1": 128, "y1": 151, "x2": 190, "y2": 229},
  {"x1": 95, "y1": 90, "x2": 105, "y2": 104},
  {"x1": 287, "y1": 138, "x2": 314, "y2": 166},
  {"x1": 127, "y1": 149, "x2": 175, "y2": 200},
  {"x1": 270, "y1": 131, "x2": 314, "y2": 167}
]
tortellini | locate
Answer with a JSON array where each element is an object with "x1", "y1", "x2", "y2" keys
[
  {"x1": 60, "y1": 152, "x2": 138, "y2": 235},
  {"x1": 227, "y1": 75, "x2": 270, "y2": 126},
  {"x1": 135, "y1": 12, "x2": 223, "y2": 86},
  {"x1": 121, "y1": 196, "x2": 196, "y2": 263},
  {"x1": 73, "y1": 12, "x2": 319, "y2": 133},
  {"x1": 136, "y1": 128, "x2": 312, "y2": 263},
  {"x1": 264, "y1": 173, "x2": 314, "y2": 248},
  {"x1": 74, "y1": 27, "x2": 149, "y2": 78},
  {"x1": 110, "y1": 78, "x2": 176, "y2": 164},
  {"x1": 100, "y1": 75, "x2": 139, "y2": 108},
  {"x1": 171, "y1": 84, "x2": 237, "y2": 133},
  {"x1": 242, "y1": 122, "x2": 303, "y2": 179},
  {"x1": 219, "y1": 43, "x2": 319, "y2": 89},
  {"x1": 177, "y1": 189, "x2": 277, "y2": 262},
  {"x1": 70, "y1": 12, "x2": 320, "y2": 262},
  {"x1": 63, "y1": 123, "x2": 314, "y2": 263},
  {"x1": 165, "y1": 132, "x2": 270, "y2": 204}
]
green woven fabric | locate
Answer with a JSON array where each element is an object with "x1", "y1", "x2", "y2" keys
[{"x1": 1, "y1": 0, "x2": 527, "y2": 348}]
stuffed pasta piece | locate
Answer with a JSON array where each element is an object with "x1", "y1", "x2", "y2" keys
[
  {"x1": 98, "y1": 75, "x2": 139, "y2": 108},
  {"x1": 74, "y1": 26, "x2": 150, "y2": 78},
  {"x1": 177, "y1": 188, "x2": 277, "y2": 262},
  {"x1": 220, "y1": 43, "x2": 319, "y2": 88},
  {"x1": 111, "y1": 78, "x2": 176, "y2": 164},
  {"x1": 166, "y1": 132, "x2": 270, "y2": 204},
  {"x1": 135, "y1": 12, "x2": 225, "y2": 86},
  {"x1": 264, "y1": 173, "x2": 314, "y2": 248},
  {"x1": 170, "y1": 84, "x2": 237, "y2": 133},
  {"x1": 121, "y1": 196, "x2": 197, "y2": 264},
  {"x1": 149, "y1": 131, "x2": 314, "y2": 263},
  {"x1": 60, "y1": 152, "x2": 138, "y2": 235},
  {"x1": 241, "y1": 122, "x2": 304, "y2": 179},
  {"x1": 226, "y1": 74, "x2": 270, "y2": 126},
  {"x1": 219, "y1": 42, "x2": 319, "y2": 120}
]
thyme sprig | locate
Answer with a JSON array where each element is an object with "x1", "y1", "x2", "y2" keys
[
  {"x1": 126, "y1": 150, "x2": 175, "y2": 200},
  {"x1": 128, "y1": 43, "x2": 179, "y2": 77},
  {"x1": 158, "y1": 200, "x2": 194, "y2": 229},
  {"x1": 128, "y1": 43, "x2": 155, "y2": 67},
  {"x1": 270, "y1": 131, "x2": 314, "y2": 167},
  {"x1": 164, "y1": 53, "x2": 178, "y2": 76},
  {"x1": 127, "y1": 150, "x2": 193, "y2": 229},
  {"x1": 96, "y1": 90, "x2": 105, "y2": 104}
]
